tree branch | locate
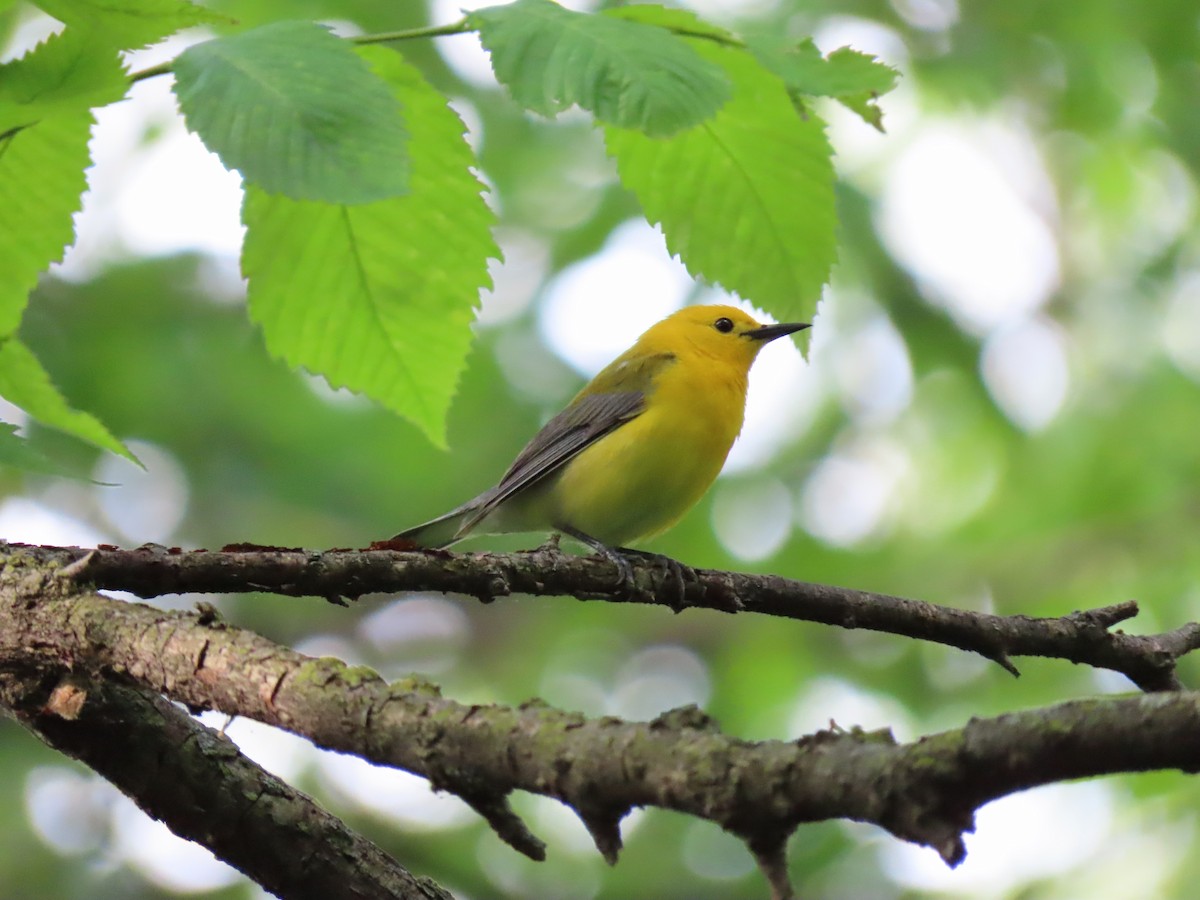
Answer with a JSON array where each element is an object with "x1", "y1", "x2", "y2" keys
[
  {"x1": 4, "y1": 547, "x2": 1200, "y2": 899},
  {"x1": 35, "y1": 541, "x2": 1200, "y2": 692},
  {"x1": 0, "y1": 666, "x2": 450, "y2": 900}
]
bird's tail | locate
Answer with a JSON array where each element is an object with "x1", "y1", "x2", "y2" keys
[
  {"x1": 391, "y1": 508, "x2": 471, "y2": 548},
  {"x1": 394, "y1": 485, "x2": 503, "y2": 547}
]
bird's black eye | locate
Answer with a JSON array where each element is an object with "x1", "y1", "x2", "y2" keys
[{"x1": 714, "y1": 317, "x2": 734, "y2": 333}]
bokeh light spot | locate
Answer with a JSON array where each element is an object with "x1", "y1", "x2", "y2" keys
[
  {"x1": 682, "y1": 820, "x2": 756, "y2": 882},
  {"x1": 25, "y1": 767, "x2": 110, "y2": 856},
  {"x1": 540, "y1": 220, "x2": 691, "y2": 375},
  {"x1": 0, "y1": 496, "x2": 107, "y2": 546},
  {"x1": 196, "y1": 714, "x2": 313, "y2": 783},
  {"x1": 610, "y1": 645, "x2": 710, "y2": 720},
  {"x1": 711, "y1": 478, "x2": 792, "y2": 562},
  {"x1": 980, "y1": 316, "x2": 1070, "y2": 432},
  {"x1": 789, "y1": 677, "x2": 915, "y2": 740},
  {"x1": 799, "y1": 437, "x2": 907, "y2": 547},
  {"x1": 831, "y1": 315, "x2": 913, "y2": 425},
  {"x1": 358, "y1": 595, "x2": 471, "y2": 674},
  {"x1": 93, "y1": 441, "x2": 189, "y2": 543},
  {"x1": 317, "y1": 750, "x2": 476, "y2": 830},
  {"x1": 112, "y1": 793, "x2": 242, "y2": 893},
  {"x1": 881, "y1": 781, "x2": 1115, "y2": 895},
  {"x1": 477, "y1": 228, "x2": 550, "y2": 326},
  {"x1": 878, "y1": 120, "x2": 1060, "y2": 334},
  {"x1": 1163, "y1": 271, "x2": 1200, "y2": 382}
]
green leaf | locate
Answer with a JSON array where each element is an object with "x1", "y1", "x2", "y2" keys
[
  {"x1": 0, "y1": 109, "x2": 97, "y2": 338},
  {"x1": 604, "y1": 9, "x2": 836, "y2": 324},
  {"x1": 471, "y1": 0, "x2": 730, "y2": 136},
  {"x1": 747, "y1": 37, "x2": 898, "y2": 131},
  {"x1": 835, "y1": 90, "x2": 887, "y2": 131},
  {"x1": 242, "y1": 47, "x2": 497, "y2": 446},
  {"x1": 31, "y1": 0, "x2": 229, "y2": 50},
  {"x1": 173, "y1": 21, "x2": 410, "y2": 204},
  {"x1": 0, "y1": 33, "x2": 123, "y2": 339},
  {"x1": 0, "y1": 422, "x2": 54, "y2": 474},
  {"x1": 752, "y1": 39, "x2": 898, "y2": 97},
  {"x1": 0, "y1": 29, "x2": 128, "y2": 133},
  {"x1": 0, "y1": 422, "x2": 94, "y2": 479},
  {"x1": 0, "y1": 339, "x2": 135, "y2": 461}
]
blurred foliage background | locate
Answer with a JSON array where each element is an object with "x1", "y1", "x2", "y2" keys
[{"x1": 2, "y1": 0, "x2": 1199, "y2": 897}]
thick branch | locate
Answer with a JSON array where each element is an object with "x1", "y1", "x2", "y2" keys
[
  {"x1": 3, "y1": 559, "x2": 1199, "y2": 879},
  {"x1": 34, "y1": 541, "x2": 1200, "y2": 691},
  {"x1": 0, "y1": 666, "x2": 449, "y2": 900}
]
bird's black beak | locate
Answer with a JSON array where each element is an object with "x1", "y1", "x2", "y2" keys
[{"x1": 743, "y1": 322, "x2": 811, "y2": 343}]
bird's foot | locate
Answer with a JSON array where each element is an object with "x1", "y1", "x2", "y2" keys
[
  {"x1": 555, "y1": 526, "x2": 696, "y2": 606},
  {"x1": 614, "y1": 548, "x2": 696, "y2": 611},
  {"x1": 602, "y1": 546, "x2": 638, "y2": 597},
  {"x1": 557, "y1": 526, "x2": 642, "y2": 598}
]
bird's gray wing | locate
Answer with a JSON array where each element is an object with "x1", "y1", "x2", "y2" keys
[{"x1": 458, "y1": 389, "x2": 645, "y2": 534}]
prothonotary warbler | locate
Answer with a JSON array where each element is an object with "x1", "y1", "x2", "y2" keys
[{"x1": 394, "y1": 305, "x2": 809, "y2": 583}]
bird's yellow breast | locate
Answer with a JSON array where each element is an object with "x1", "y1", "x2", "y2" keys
[{"x1": 548, "y1": 354, "x2": 748, "y2": 546}]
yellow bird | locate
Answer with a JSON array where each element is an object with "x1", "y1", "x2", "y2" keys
[{"x1": 394, "y1": 304, "x2": 809, "y2": 579}]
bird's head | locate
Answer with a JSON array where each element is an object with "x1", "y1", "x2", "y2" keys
[{"x1": 639, "y1": 305, "x2": 810, "y2": 370}]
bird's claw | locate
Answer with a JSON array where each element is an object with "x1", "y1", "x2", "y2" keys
[
  {"x1": 612, "y1": 548, "x2": 694, "y2": 610},
  {"x1": 556, "y1": 526, "x2": 694, "y2": 606}
]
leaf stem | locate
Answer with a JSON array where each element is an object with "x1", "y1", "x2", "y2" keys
[
  {"x1": 353, "y1": 19, "x2": 474, "y2": 45},
  {"x1": 667, "y1": 25, "x2": 746, "y2": 49},
  {"x1": 129, "y1": 60, "x2": 174, "y2": 83}
]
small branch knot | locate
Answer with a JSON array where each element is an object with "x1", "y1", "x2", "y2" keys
[
  {"x1": 650, "y1": 704, "x2": 719, "y2": 732},
  {"x1": 43, "y1": 679, "x2": 88, "y2": 720}
]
